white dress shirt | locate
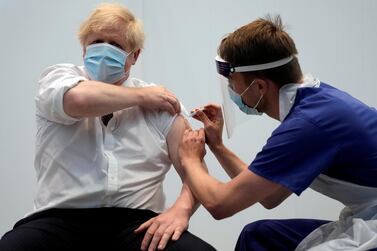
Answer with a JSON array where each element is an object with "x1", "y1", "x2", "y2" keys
[{"x1": 32, "y1": 64, "x2": 176, "y2": 215}]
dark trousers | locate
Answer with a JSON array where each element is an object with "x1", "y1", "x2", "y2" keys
[
  {"x1": 235, "y1": 218, "x2": 330, "y2": 251},
  {"x1": 0, "y1": 208, "x2": 216, "y2": 251}
]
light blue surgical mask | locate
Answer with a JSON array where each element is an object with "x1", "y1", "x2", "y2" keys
[
  {"x1": 84, "y1": 43, "x2": 132, "y2": 84},
  {"x1": 227, "y1": 80, "x2": 263, "y2": 115}
]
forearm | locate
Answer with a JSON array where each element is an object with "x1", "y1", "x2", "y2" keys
[
  {"x1": 170, "y1": 182, "x2": 199, "y2": 217},
  {"x1": 63, "y1": 80, "x2": 144, "y2": 117},
  {"x1": 181, "y1": 159, "x2": 227, "y2": 217},
  {"x1": 210, "y1": 143, "x2": 248, "y2": 178}
]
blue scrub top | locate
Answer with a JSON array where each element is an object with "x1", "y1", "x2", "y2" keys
[{"x1": 249, "y1": 83, "x2": 377, "y2": 195}]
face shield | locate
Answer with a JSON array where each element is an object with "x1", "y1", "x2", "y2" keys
[{"x1": 216, "y1": 55, "x2": 294, "y2": 138}]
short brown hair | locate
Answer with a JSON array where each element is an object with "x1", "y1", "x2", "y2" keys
[
  {"x1": 218, "y1": 15, "x2": 302, "y2": 87},
  {"x1": 78, "y1": 3, "x2": 144, "y2": 52}
]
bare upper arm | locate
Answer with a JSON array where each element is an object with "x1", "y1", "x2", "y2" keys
[
  {"x1": 259, "y1": 185, "x2": 292, "y2": 209},
  {"x1": 166, "y1": 115, "x2": 190, "y2": 180}
]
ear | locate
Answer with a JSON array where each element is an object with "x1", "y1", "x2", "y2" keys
[
  {"x1": 255, "y1": 78, "x2": 269, "y2": 94},
  {"x1": 131, "y1": 49, "x2": 141, "y2": 65}
]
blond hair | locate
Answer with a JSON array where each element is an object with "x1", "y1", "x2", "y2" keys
[{"x1": 78, "y1": 3, "x2": 144, "y2": 51}]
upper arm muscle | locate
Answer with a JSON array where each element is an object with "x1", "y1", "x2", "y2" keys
[
  {"x1": 259, "y1": 186, "x2": 292, "y2": 209},
  {"x1": 166, "y1": 115, "x2": 189, "y2": 179}
]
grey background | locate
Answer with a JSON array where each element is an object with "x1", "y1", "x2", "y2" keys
[{"x1": 1, "y1": 1, "x2": 376, "y2": 250}]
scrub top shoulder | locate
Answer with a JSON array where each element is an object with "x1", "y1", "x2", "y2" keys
[{"x1": 249, "y1": 83, "x2": 377, "y2": 195}]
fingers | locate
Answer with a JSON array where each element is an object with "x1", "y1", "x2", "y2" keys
[
  {"x1": 193, "y1": 109, "x2": 212, "y2": 127},
  {"x1": 203, "y1": 103, "x2": 223, "y2": 120},
  {"x1": 182, "y1": 128, "x2": 199, "y2": 140},
  {"x1": 174, "y1": 100, "x2": 181, "y2": 114},
  {"x1": 157, "y1": 227, "x2": 174, "y2": 250},
  {"x1": 143, "y1": 86, "x2": 180, "y2": 115},
  {"x1": 198, "y1": 128, "x2": 205, "y2": 140},
  {"x1": 164, "y1": 94, "x2": 181, "y2": 115},
  {"x1": 134, "y1": 218, "x2": 153, "y2": 234},
  {"x1": 172, "y1": 227, "x2": 183, "y2": 241},
  {"x1": 160, "y1": 89, "x2": 180, "y2": 115},
  {"x1": 151, "y1": 226, "x2": 174, "y2": 251},
  {"x1": 204, "y1": 103, "x2": 221, "y2": 110},
  {"x1": 140, "y1": 224, "x2": 178, "y2": 251},
  {"x1": 145, "y1": 225, "x2": 184, "y2": 251},
  {"x1": 162, "y1": 96, "x2": 178, "y2": 115},
  {"x1": 181, "y1": 129, "x2": 192, "y2": 146},
  {"x1": 140, "y1": 222, "x2": 159, "y2": 251},
  {"x1": 191, "y1": 103, "x2": 222, "y2": 124}
]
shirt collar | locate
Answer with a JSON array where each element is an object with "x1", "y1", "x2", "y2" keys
[{"x1": 279, "y1": 74, "x2": 320, "y2": 121}]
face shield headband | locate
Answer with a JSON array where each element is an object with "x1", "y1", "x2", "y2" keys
[
  {"x1": 215, "y1": 55, "x2": 294, "y2": 77},
  {"x1": 216, "y1": 54, "x2": 294, "y2": 138}
]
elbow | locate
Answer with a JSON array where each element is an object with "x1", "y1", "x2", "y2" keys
[
  {"x1": 262, "y1": 204, "x2": 275, "y2": 210},
  {"x1": 205, "y1": 202, "x2": 233, "y2": 220},
  {"x1": 260, "y1": 200, "x2": 280, "y2": 210},
  {"x1": 63, "y1": 89, "x2": 88, "y2": 118}
]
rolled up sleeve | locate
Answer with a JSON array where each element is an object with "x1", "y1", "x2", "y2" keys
[{"x1": 35, "y1": 64, "x2": 87, "y2": 125}]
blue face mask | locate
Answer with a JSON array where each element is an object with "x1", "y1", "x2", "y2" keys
[
  {"x1": 84, "y1": 43, "x2": 131, "y2": 84},
  {"x1": 227, "y1": 80, "x2": 263, "y2": 115}
]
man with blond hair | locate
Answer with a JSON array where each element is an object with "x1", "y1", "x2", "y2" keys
[{"x1": 0, "y1": 3, "x2": 215, "y2": 251}]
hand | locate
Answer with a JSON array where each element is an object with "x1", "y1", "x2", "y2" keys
[
  {"x1": 140, "y1": 86, "x2": 181, "y2": 115},
  {"x1": 134, "y1": 206, "x2": 189, "y2": 251},
  {"x1": 191, "y1": 103, "x2": 224, "y2": 149},
  {"x1": 179, "y1": 128, "x2": 206, "y2": 165}
]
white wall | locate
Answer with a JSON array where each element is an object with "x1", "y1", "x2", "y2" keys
[{"x1": 1, "y1": 1, "x2": 376, "y2": 250}]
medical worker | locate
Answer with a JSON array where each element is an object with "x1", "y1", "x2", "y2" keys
[
  {"x1": 0, "y1": 3, "x2": 215, "y2": 251},
  {"x1": 178, "y1": 15, "x2": 377, "y2": 250}
]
